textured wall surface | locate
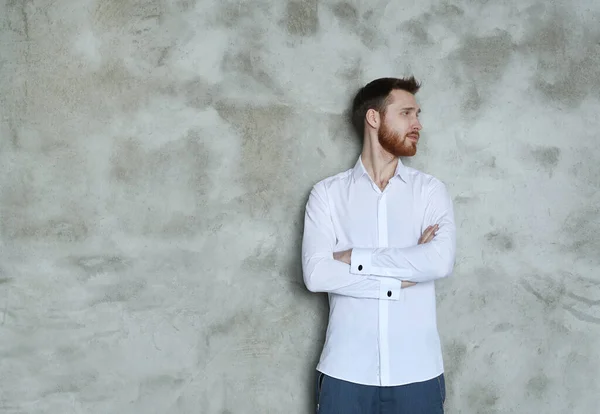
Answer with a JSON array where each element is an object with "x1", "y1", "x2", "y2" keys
[{"x1": 1, "y1": 0, "x2": 600, "y2": 413}]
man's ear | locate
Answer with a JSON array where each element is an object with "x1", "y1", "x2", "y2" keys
[{"x1": 365, "y1": 108, "x2": 380, "y2": 129}]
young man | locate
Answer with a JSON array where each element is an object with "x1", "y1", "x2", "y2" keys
[{"x1": 301, "y1": 77, "x2": 456, "y2": 413}]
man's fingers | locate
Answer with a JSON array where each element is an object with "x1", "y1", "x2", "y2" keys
[
  {"x1": 419, "y1": 224, "x2": 439, "y2": 244},
  {"x1": 428, "y1": 225, "x2": 440, "y2": 241},
  {"x1": 420, "y1": 225, "x2": 433, "y2": 238},
  {"x1": 426, "y1": 224, "x2": 438, "y2": 235},
  {"x1": 423, "y1": 225, "x2": 436, "y2": 239}
]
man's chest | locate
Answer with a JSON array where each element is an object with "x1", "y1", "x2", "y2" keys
[{"x1": 328, "y1": 185, "x2": 426, "y2": 249}]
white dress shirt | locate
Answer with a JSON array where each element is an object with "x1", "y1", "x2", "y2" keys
[{"x1": 302, "y1": 156, "x2": 456, "y2": 387}]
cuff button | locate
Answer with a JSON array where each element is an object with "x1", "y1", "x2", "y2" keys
[
  {"x1": 358, "y1": 265, "x2": 363, "y2": 271},
  {"x1": 387, "y1": 291, "x2": 392, "y2": 297}
]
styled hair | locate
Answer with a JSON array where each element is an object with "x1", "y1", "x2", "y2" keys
[{"x1": 350, "y1": 76, "x2": 421, "y2": 137}]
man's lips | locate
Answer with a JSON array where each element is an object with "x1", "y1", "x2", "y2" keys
[{"x1": 407, "y1": 133, "x2": 419, "y2": 141}]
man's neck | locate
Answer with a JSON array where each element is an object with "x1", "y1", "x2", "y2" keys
[{"x1": 360, "y1": 145, "x2": 398, "y2": 191}]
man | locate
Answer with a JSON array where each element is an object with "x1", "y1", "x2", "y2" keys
[{"x1": 301, "y1": 76, "x2": 456, "y2": 413}]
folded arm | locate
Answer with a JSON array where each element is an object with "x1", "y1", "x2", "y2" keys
[
  {"x1": 301, "y1": 182, "x2": 402, "y2": 300},
  {"x1": 349, "y1": 179, "x2": 456, "y2": 283}
]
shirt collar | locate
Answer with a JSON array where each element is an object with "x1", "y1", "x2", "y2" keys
[{"x1": 352, "y1": 156, "x2": 408, "y2": 183}]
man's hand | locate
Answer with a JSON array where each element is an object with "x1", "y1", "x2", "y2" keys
[
  {"x1": 418, "y1": 224, "x2": 439, "y2": 244},
  {"x1": 402, "y1": 281, "x2": 417, "y2": 288},
  {"x1": 333, "y1": 249, "x2": 352, "y2": 265}
]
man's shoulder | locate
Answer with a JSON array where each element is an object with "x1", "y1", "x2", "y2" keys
[
  {"x1": 312, "y1": 168, "x2": 354, "y2": 191},
  {"x1": 404, "y1": 164, "x2": 447, "y2": 190}
]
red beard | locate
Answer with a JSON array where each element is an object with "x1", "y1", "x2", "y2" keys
[{"x1": 378, "y1": 119, "x2": 417, "y2": 157}]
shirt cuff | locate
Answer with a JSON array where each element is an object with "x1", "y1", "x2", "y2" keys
[
  {"x1": 350, "y1": 248, "x2": 372, "y2": 275},
  {"x1": 379, "y1": 277, "x2": 401, "y2": 301}
]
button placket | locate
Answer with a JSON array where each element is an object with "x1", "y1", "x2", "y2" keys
[{"x1": 377, "y1": 187, "x2": 390, "y2": 385}]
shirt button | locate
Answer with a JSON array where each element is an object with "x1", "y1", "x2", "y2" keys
[
  {"x1": 387, "y1": 291, "x2": 392, "y2": 297},
  {"x1": 358, "y1": 265, "x2": 363, "y2": 271}
]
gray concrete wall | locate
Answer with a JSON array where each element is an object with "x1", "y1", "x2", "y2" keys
[{"x1": 1, "y1": 0, "x2": 600, "y2": 413}]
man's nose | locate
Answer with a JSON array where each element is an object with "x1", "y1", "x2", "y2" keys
[{"x1": 413, "y1": 118, "x2": 422, "y2": 131}]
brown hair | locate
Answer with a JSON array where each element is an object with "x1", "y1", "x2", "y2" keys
[{"x1": 350, "y1": 76, "x2": 421, "y2": 137}]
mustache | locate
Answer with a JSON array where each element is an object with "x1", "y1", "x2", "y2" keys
[{"x1": 406, "y1": 131, "x2": 420, "y2": 138}]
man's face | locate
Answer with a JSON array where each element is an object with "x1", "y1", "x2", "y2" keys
[{"x1": 377, "y1": 89, "x2": 422, "y2": 157}]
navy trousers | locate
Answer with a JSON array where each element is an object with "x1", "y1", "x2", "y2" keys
[{"x1": 315, "y1": 372, "x2": 446, "y2": 414}]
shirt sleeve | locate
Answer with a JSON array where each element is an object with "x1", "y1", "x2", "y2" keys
[
  {"x1": 301, "y1": 182, "x2": 402, "y2": 300},
  {"x1": 349, "y1": 179, "x2": 456, "y2": 283}
]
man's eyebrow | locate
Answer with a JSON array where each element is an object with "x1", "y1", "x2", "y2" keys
[{"x1": 400, "y1": 107, "x2": 422, "y2": 113}]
